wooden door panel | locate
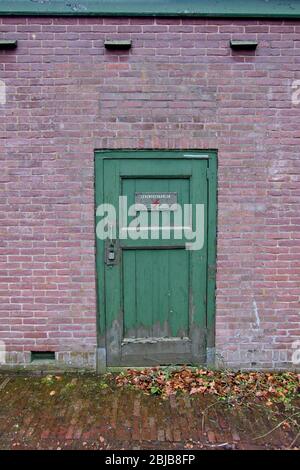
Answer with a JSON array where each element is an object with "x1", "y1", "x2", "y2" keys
[{"x1": 95, "y1": 151, "x2": 216, "y2": 367}]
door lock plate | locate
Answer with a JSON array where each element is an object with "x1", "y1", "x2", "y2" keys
[{"x1": 105, "y1": 239, "x2": 120, "y2": 266}]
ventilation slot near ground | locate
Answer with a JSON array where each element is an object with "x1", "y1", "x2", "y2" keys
[{"x1": 31, "y1": 351, "x2": 55, "y2": 362}]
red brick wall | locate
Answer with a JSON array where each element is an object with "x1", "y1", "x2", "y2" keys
[{"x1": 0, "y1": 17, "x2": 300, "y2": 369}]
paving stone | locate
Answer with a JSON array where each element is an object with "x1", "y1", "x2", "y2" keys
[
  {"x1": 0, "y1": 374, "x2": 297, "y2": 450},
  {"x1": 232, "y1": 430, "x2": 241, "y2": 442},
  {"x1": 207, "y1": 431, "x2": 216, "y2": 443},
  {"x1": 133, "y1": 399, "x2": 140, "y2": 417},
  {"x1": 165, "y1": 427, "x2": 173, "y2": 442},
  {"x1": 0, "y1": 378, "x2": 11, "y2": 391},
  {"x1": 132, "y1": 421, "x2": 140, "y2": 441},
  {"x1": 173, "y1": 430, "x2": 182, "y2": 442},
  {"x1": 169, "y1": 395, "x2": 178, "y2": 410},
  {"x1": 148, "y1": 417, "x2": 157, "y2": 441}
]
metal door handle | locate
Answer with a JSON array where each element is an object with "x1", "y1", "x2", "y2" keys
[{"x1": 105, "y1": 239, "x2": 120, "y2": 266}]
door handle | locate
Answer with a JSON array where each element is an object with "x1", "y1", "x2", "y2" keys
[{"x1": 105, "y1": 239, "x2": 120, "y2": 266}]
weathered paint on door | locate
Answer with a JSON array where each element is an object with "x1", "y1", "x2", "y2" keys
[{"x1": 95, "y1": 151, "x2": 217, "y2": 367}]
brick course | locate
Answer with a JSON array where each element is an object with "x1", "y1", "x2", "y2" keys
[{"x1": 0, "y1": 17, "x2": 300, "y2": 369}]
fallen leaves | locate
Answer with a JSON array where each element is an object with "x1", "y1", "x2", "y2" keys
[
  {"x1": 41, "y1": 375, "x2": 62, "y2": 386},
  {"x1": 115, "y1": 368, "x2": 300, "y2": 406}
]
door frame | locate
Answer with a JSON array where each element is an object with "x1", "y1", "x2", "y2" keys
[{"x1": 94, "y1": 150, "x2": 217, "y2": 371}]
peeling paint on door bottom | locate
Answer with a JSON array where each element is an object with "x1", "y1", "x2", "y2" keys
[{"x1": 122, "y1": 337, "x2": 190, "y2": 345}]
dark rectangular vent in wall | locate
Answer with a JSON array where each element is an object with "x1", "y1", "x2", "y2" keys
[
  {"x1": 31, "y1": 351, "x2": 55, "y2": 362},
  {"x1": 0, "y1": 40, "x2": 18, "y2": 49},
  {"x1": 104, "y1": 40, "x2": 132, "y2": 50}
]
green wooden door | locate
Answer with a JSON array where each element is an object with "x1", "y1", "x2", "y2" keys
[{"x1": 95, "y1": 151, "x2": 216, "y2": 367}]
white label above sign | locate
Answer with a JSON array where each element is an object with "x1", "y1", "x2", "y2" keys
[{"x1": 135, "y1": 192, "x2": 178, "y2": 211}]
